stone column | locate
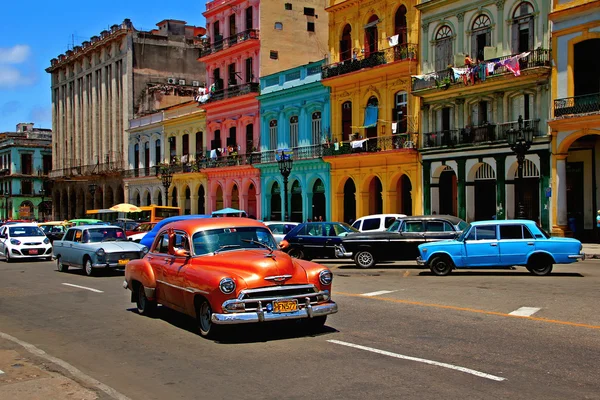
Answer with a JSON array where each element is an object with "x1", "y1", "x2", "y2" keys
[
  {"x1": 305, "y1": 192, "x2": 313, "y2": 221},
  {"x1": 101, "y1": 64, "x2": 109, "y2": 164},
  {"x1": 111, "y1": 61, "x2": 119, "y2": 166},
  {"x1": 456, "y1": 99, "x2": 465, "y2": 133},
  {"x1": 457, "y1": 159, "x2": 467, "y2": 220},
  {"x1": 91, "y1": 70, "x2": 98, "y2": 166},
  {"x1": 496, "y1": 0, "x2": 505, "y2": 53},
  {"x1": 73, "y1": 76, "x2": 80, "y2": 166},
  {"x1": 496, "y1": 154, "x2": 506, "y2": 219},
  {"x1": 421, "y1": 22, "x2": 430, "y2": 68},
  {"x1": 555, "y1": 155, "x2": 568, "y2": 227},
  {"x1": 539, "y1": 152, "x2": 550, "y2": 231},
  {"x1": 457, "y1": 13, "x2": 465, "y2": 54},
  {"x1": 423, "y1": 161, "x2": 431, "y2": 215},
  {"x1": 82, "y1": 74, "x2": 89, "y2": 166}
]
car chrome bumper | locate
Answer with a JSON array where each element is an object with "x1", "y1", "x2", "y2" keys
[
  {"x1": 416, "y1": 256, "x2": 426, "y2": 266},
  {"x1": 569, "y1": 253, "x2": 585, "y2": 261},
  {"x1": 334, "y1": 245, "x2": 352, "y2": 258},
  {"x1": 211, "y1": 301, "x2": 338, "y2": 325},
  {"x1": 92, "y1": 262, "x2": 128, "y2": 268}
]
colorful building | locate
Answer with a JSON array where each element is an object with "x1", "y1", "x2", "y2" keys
[
  {"x1": 549, "y1": 0, "x2": 600, "y2": 239},
  {"x1": 198, "y1": 0, "x2": 329, "y2": 218},
  {"x1": 321, "y1": 0, "x2": 421, "y2": 223},
  {"x1": 256, "y1": 60, "x2": 331, "y2": 222},
  {"x1": 414, "y1": 0, "x2": 553, "y2": 228}
]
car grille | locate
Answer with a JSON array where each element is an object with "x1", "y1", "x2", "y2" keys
[
  {"x1": 24, "y1": 242, "x2": 43, "y2": 246},
  {"x1": 106, "y1": 251, "x2": 140, "y2": 262},
  {"x1": 21, "y1": 248, "x2": 45, "y2": 255},
  {"x1": 238, "y1": 284, "x2": 324, "y2": 312}
]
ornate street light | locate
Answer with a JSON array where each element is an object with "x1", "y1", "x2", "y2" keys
[
  {"x1": 277, "y1": 150, "x2": 293, "y2": 222},
  {"x1": 39, "y1": 187, "x2": 46, "y2": 221},
  {"x1": 506, "y1": 115, "x2": 534, "y2": 219},
  {"x1": 157, "y1": 164, "x2": 174, "y2": 206},
  {"x1": 88, "y1": 183, "x2": 97, "y2": 197}
]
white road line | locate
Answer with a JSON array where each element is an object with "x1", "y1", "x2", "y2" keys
[
  {"x1": 0, "y1": 369, "x2": 4, "y2": 374},
  {"x1": 61, "y1": 283, "x2": 104, "y2": 293},
  {"x1": 328, "y1": 340, "x2": 506, "y2": 382},
  {"x1": 509, "y1": 307, "x2": 541, "y2": 317},
  {"x1": 0, "y1": 331, "x2": 130, "y2": 400},
  {"x1": 360, "y1": 290, "x2": 397, "y2": 297}
]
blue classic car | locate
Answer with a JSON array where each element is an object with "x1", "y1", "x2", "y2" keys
[
  {"x1": 53, "y1": 225, "x2": 148, "y2": 276},
  {"x1": 417, "y1": 220, "x2": 585, "y2": 276}
]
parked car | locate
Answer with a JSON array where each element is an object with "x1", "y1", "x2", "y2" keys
[
  {"x1": 139, "y1": 214, "x2": 212, "y2": 248},
  {"x1": 340, "y1": 215, "x2": 468, "y2": 268},
  {"x1": 351, "y1": 213, "x2": 406, "y2": 232},
  {"x1": 417, "y1": 219, "x2": 585, "y2": 276},
  {"x1": 39, "y1": 221, "x2": 73, "y2": 243},
  {"x1": 111, "y1": 218, "x2": 140, "y2": 236},
  {"x1": 53, "y1": 225, "x2": 148, "y2": 276},
  {"x1": 127, "y1": 222, "x2": 157, "y2": 243},
  {"x1": 68, "y1": 219, "x2": 106, "y2": 226},
  {"x1": 263, "y1": 221, "x2": 299, "y2": 243},
  {"x1": 124, "y1": 217, "x2": 338, "y2": 338},
  {"x1": 279, "y1": 221, "x2": 358, "y2": 260},
  {"x1": 0, "y1": 223, "x2": 53, "y2": 262}
]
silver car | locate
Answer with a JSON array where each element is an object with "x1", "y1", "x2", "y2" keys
[
  {"x1": 263, "y1": 221, "x2": 299, "y2": 244},
  {"x1": 53, "y1": 225, "x2": 148, "y2": 276}
]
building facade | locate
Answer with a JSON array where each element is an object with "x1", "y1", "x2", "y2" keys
[
  {"x1": 0, "y1": 123, "x2": 52, "y2": 221},
  {"x1": 256, "y1": 60, "x2": 332, "y2": 222},
  {"x1": 414, "y1": 0, "x2": 553, "y2": 229},
  {"x1": 321, "y1": 0, "x2": 422, "y2": 223},
  {"x1": 47, "y1": 19, "x2": 206, "y2": 219},
  {"x1": 549, "y1": 0, "x2": 600, "y2": 240}
]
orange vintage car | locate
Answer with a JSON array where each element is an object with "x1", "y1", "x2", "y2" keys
[{"x1": 124, "y1": 217, "x2": 338, "y2": 338}]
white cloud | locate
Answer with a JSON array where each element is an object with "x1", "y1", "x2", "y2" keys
[
  {"x1": 0, "y1": 45, "x2": 31, "y2": 64},
  {"x1": 0, "y1": 66, "x2": 35, "y2": 88}
]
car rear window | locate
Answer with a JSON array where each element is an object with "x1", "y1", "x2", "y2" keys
[
  {"x1": 500, "y1": 225, "x2": 525, "y2": 239},
  {"x1": 351, "y1": 220, "x2": 361, "y2": 230},
  {"x1": 362, "y1": 218, "x2": 380, "y2": 231}
]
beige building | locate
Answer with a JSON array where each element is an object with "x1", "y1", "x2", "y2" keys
[{"x1": 47, "y1": 19, "x2": 207, "y2": 219}]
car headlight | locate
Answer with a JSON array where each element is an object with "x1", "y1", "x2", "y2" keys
[
  {"x1": 96, "y1": 248, "x2": 105, "y2": 257},
  {"x1": 43, "y1": 238, "x2": 50, "y2": 244},
  {"x1": 319, "y1": 269, "x2": 333, "y2": 285},
  {"x1": 219, "y1": 277, "x2": 236, "y2": 294},
  {"x1": 140, "y1": 246, "x2": 149, "y2": 255},
  {"x1": 10, "y1": 239, "x2": 21, "y2": 245}
]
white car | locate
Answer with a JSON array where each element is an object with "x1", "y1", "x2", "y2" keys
[
  {"x1": 263, "y1": 221, "x2": 299, "y2": 243},
  {"x1": 0, "y1": 223, "x2": 53, "y2": 262},
  {"x1": 126, "y1": 222, "x2": 157, "y2": 243},
  {"x1": 351, "y1": 214, "x2": 407, "y2": 232}
]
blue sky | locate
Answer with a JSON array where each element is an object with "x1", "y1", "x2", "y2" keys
[{"x1": 0, "y1": 1, "x2": 206, "y2": 132}]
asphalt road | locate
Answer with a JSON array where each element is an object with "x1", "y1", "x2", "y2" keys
[{"x1": 0, "y1": 258, "x2": 599, "y2": 399}]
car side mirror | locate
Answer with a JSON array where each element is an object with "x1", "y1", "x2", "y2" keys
[
  {"x1": 0, "y1": 234, "x2": 5, "y2": 239},
  {"x1": 174, "y1": 249, "x2": 190, "y2": 257}
]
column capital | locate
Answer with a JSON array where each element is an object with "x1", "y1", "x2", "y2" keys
[
  {"x1": 496, "y1": 0, "x2": 505, "y2": 10},
  {"x1": 457, "y1": 13, "x2": 465, "y2": 23},
  {"x1": 494, "y1": 91, "x2": 505, "y2": 99},
  {"x1": 421, "y1": 22, "x2": 430, "y2": 31},
  {"x1": 455, "y1": 98, "x2": 465, "y2": 105}
]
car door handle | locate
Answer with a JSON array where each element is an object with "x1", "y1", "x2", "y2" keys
[
  {"x1": 527, "y1": 242, "x2": 534, "y2": 246},
  {"x1": 490, "y1": 243, "x2": 498, "y2": 247}
]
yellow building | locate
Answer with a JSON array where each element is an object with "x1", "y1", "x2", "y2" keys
[
  {"x1": 549, "y1": 0, "x2": 600, "y2": 240},
  {"x1": 322, "y1": 0, "x2": 421, "y2": 223}
]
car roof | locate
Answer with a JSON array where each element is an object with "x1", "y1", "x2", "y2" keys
[
  {"x1": 356, "y1": 214, "x2": 406, "y2": 219},
  {"x1": 470, "y1": 219, "x2": 538, "y2": 226},
  {"x1": 5, "y1": 223, "x2": 40, "y2": 228},
  {"x1": 400, "y1": 215, "x2": 465, "y2": 224},
  {"x1": 69, "y1": 219, "x2": 104, "y2": 223},
  {"x1": 263, "y1": 221, "x2": 299, "y2": 225},
  {"x1": 159, "y1": 217, "x2": 266, "y2": 234},
  {"x1": 69, "y1": 224, "x2": 122, "y2": 229}
]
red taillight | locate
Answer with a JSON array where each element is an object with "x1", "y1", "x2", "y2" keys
[{"x1": 279, "y1": 240, "x2": 289, "y2": 249}]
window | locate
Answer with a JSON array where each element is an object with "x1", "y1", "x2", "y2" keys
[
  {"x1": 500, "y1": 225, "x2": 524, "y2": 239},
  {"x1": 311, "y1": 112, "x2": 322, "y2": 145},
  {"x1": 270, "y1": 50, "x2": 279, "y2": 60},
  {"x1": 426, "y1": 221, "x2": 454, "y2": 232},
  {"x1": 274, "y1": 22, "x2": 283, "y2": 30},
  {"x1": 21, "y1": 180, "x2": 32, "y2": 195},
  {"x1": 195, "y1": 132, "x2": 203, "y2": 156},
  {"x1": 394, "y1": 6, "x2": 407, "y2": 44},
  {"x1": 385, "y1": 217, "x2": 397, "y2": 229},
  {"x1": 351, "y1": 220, "x2": 361, "y2": 230},
  {"x1": 342, "y1": 101, "x2": 352, "y2": 141},
  {"x1": 467, "y1": 225, "x2": 497, "y2": 240},
  {"x1": 182, "y1": 134, "x2": 189, "y2": 156},
  {"x1": 362, "y1": 218, "x2": 380, "y2": 231},
  {"x1": 307, "y1": 22, "x2": 315, "y2": 32},
  {"x1": 289, "y1": 116, "x2": 299, "y2": 148},
  {"x1": 155, "y1": 139, "x2": 161, "y2": 165},
  {"x1": 42, "y1": 155, "x2": 52, "y2": 175},
  {"x1": 169, "y1": 137, "x2": 176, "y2": 160},
  {"x1": 245, "y1": 58, "x2": 253, "y2": 82},
  {"x1": 285, "y1": 3, "x2": 292, "y2": 10},
  {"x1": 64, "y1": 229, "x2": 76, "y2": 242},
  {"x1": 403, "y1": 221, "x2": 423, "y2": 233},
  {"x1": 329, "y1": 224, "x2": 347, "y2": 236},
  {"x1": 307, "y1": 223, "x2": 323, "y2": 236},
  {"x1": 394, "y1": 91, "x2": 408, "y2": 134},
  {"x1": 304, "y1": 7, "x2": 315, "y2": 16},
  {"x1": 228, "y1": 63, "x2": 236, "y2": 86},
  {"x1": 154, "y1": 232, "x2": 169, "y2": 253},
  {"x1": 269, "y1": 120, "x2": 278, "y2": 150},
  {"x1": 471, "y1": 14, "x2": 491, "y2": 61},
  {"x1": 245, "y1": 6, "x2": 253, "y2": 30},
  {"x1": 435, "y1": 25, "x2": 453, "y2": 71},
  {"x1": 512, "y1": 2, "x2": 534, "y2": 53},
  {"x1": 21, "y1": 153, "x2": 33, "y2": 175},
  {"x1": 340, "y1": 24, "x2": 352, "y2": 61},
  {"x1": 229, "y1": 14, "x2": 236, "y2": 36}
]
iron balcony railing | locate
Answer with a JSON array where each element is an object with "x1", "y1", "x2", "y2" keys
[
  {"x1": 207, "y1": 82, "x2": 260, "y2": 103},
  {"x1": 412, "y1": 48, "x2": 551, "y2": 92},
  {"x1": 554, "y1": 93, "x2": 600, "y2": 118},
  {"x1": 421, "y1": 119, "x2": 541, "y2": 149},
  {"x1": 48, "y1": 160, "x2": 124, "y2": 179},
  {"x1": 322, "y1": 43, "x2": 417, "y2": 79},
  {"x1": 199, "y1": 29, "x2": 260, "y2": 58}
]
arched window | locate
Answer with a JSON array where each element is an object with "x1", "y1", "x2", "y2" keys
[
  {"x1": 269, "y1": 120, "x2": 278, "y2": 150},
  {"x1": 340, "y1": 24, "x2": 352, "y2": 61},
  {"x1": 472, "y1": 15, "x2": 491, "y2": 61},
  {"x1": 289, "y1": 116, "x2": 298, "y2": 148},
  {"x1": 435, "y1": 25, "x2": 453, "y2": 71},
  {"x1": 195, "y1": 131, "x2": 203, "y2": 158},
  {"x1": 364, "y1": 15, "x2": 379, "y2": 56},
  {"x1": 394, "y1": 91, "x2": 408, "y2": 134},
  {"x1": 512, "y1": 2, "x2": 534, "y2": 53},
  {"x1": 144, "y1": 142, "x2": 150, "y2": 175},
  {"x1": 311, "y1": 112, "x2": 322, "y2": 145},
  {"x1": 342, "y1": 101, "x2": 352, "y2": 142},
  {"x1": 394, "y1": 5, "x2": 407, "y2": 44},
  {"x1": 134, "y1": 143, "x2": 140, "y2": 176},
  {"x1": 365, "y1": 97, "x2": 379, "y2": 139},
  {"x1": 182, "y1": 133, "x2": 189, "y2": 156},
  {"x1": 155, "y1": 139, "x2": 161, "y2": 166}
]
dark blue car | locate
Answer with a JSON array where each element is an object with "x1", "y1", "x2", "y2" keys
[
  {"x1": 279, "y1": 222, "x2": 358, "y2": 260},
  {"x1": 139, "y1": 214, "x2": 211, "y2": 248}
]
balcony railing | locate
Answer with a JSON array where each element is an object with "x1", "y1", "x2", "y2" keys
[
  {"x1": 554, "y1": 93, "x2": 600, "y2": 118},
  {"x1": 322, "y1": 43, "x2": 417, "y2": 79},
  {"x1": 421, "y1": 119, "x2": 541, "y2": 149},
  {"x1": 48, "y1": 160, "x2": 124, "y2": 179},
  {"x1": 412, "y1": 48, "x2": 551, "y2": 92},
  {"x1": 207, "y1": 82, "x2": 260, "y2": 103},
  {"x1": 199, "y1": 29, "x2": 259, "y2": 58}
]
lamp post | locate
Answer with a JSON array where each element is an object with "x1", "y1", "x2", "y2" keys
[
  {"x1": 506, "y1": 115, "x2": 534, "y2": 219},
  {"x1": 38, "y1": 188, "x2": 46, "y2": 221},
  {"x1": 88, "y1": 183, "x2": 97, "y2": 211},
  {"x1": 157, "y1": 164, "x2": 174, "y2": 206},
  {"x1": 0, "y1": 188, "x2": 7, "y2": 221},
  {"x1": 277, "y1": 150, "x2": 293, "y2": 221}
]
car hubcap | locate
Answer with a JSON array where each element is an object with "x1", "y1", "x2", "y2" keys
[
  {"x1": 200, "y1": 303, "x2": 211, "y2": 332},
  {"x1": 358, "y1": 252, "x2": 372, "y2": 266},
  {"x1": 86, "y1": 262, "x2": 91, "y2": 275},
  {"x1": 436, "y1": 262, "x2": 446, "y2": 272}
]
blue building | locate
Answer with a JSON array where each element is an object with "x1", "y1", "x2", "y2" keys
[
  {"x1": 0, "y1": 123, "x2": 52, "y2": 221},
  {"x1": 256, "y1": 60, "x2": 332, "y2": 222}
]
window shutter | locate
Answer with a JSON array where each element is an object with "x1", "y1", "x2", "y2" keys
[
  {"x1": 486, "y1": 101, "x2": 493, "y2": 123},
  {"x1": 512, "y1": 95, "x2": 523, "y2": 121},
  {"x1": 471, "y1": 103, "x2": 479, "y2": 125},
  {"x1": 436, "y1": 109, "x2": 442, "y2": 132},
  {"x1": 485, "y1": 30, "x2": 491, "y2": 47},
  {"x1": 511, "y1": 23, "x2": 519, "y2": 54},
  {"x1": 471, "y1": 34, "x2": 477, "y2": 59},
  {"x1": 527, "y1": 18, "x2": 534, "y2": 51}
]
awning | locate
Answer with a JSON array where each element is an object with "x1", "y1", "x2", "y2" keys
[
  {"x1": 363, "y1": 105, "x2": 378, "y2": 128},
  {"x1": 364, "y1": 19, "x2": 380, "y2": 29}
]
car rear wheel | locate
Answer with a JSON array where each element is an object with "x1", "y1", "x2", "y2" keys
[
  {"x1": 430, "y1": 256, "x2": 453, "y2": 276},
  {"x1": 136, "y1": 284, "x2": 157, "y2": 316},
  {"x1": 528, "y1": 259, "x2": 553, "y2": 276},
  {"x1": 57, "y1": 257, "x2": 68, "y2": 272},
  {"x1": 288, "y1": 248, "x2": 305, "y2": 260},
  {"x1": 84, "y1": 258, "x2": 94, "y2": 277},
  {"x1": 5, "y1": 250, "x2": 12, "y2": 263},
  {"x1": 197, "y1": 299, "x2": 221, "y2": 339},
  {"x1": 355, "y1": 250, "x2": 376, "y2": 269}
]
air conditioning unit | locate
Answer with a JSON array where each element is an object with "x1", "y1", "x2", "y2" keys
[
  {"x1": 167, "y1": 77, "x2": 176, "y2": 84},
  {"x1": 178, "y1": 79, "x2": 186, "y2": 85},
  {"x1": 192, "y1": 81, "x2": 200, "y2": 87}
]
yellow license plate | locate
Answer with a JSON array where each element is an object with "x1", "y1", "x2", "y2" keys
[
  {"x1": 273, "y1": 300, "x2": 298, "y2": 313},
  {"x1": 118, "y1": 259, "x2": 130, "y2": 265}
]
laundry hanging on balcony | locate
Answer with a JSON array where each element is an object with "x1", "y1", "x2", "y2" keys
[
  {"x1": 363, "y1": 105, "x2": 378, "y2": 128},
  {"x1": 387, "y1": 34, "x2": 399, "y2": 47}
]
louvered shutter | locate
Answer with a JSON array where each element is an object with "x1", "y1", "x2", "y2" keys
[
  {"x1": 527, "y1": 18, "x2": 534, "y2": 51},
  {"x1": 511, "y1": 23, "x2": 519, "y2": 54},
  {"x1": 471, "y1": 34, "x2": 477, "y2": 59},
  {"x1": 471, "y1": 103, "x2": 479, "y2": 125}
]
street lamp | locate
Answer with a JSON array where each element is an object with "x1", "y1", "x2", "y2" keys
[
  {"x1": 157, "y1": 164, "x2": 174, "y2": 206},
  {"x1": 277, "y1": 150, "x2": 293, "y2": 222},
  {"x1": 0, "y1": 188, "x2": 7, "y2": 220},
  {"x1": 39, "y1": 187, "x2": 46, "y2": 221},
  {"x1": 506, "y1": 115, "x2": 534, "y2": 219}
]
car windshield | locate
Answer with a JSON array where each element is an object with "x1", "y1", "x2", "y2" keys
[
  {"x1": 9, "y1": 226, "x2": 45, "y2": 237},
  {"x1": 387, "y1": 220, "x2": 401, "y2": 232},
  {"x1": 456, "y1": 220, "x2": 469, "y2": 231},
  {"x1": 455, "y1": 223, "x2": 472, "y2": 242},
  {"x1": 192, "y1": 227, "x2": 278, "y2": 256},
  {"x1": 83, "y1": 227, "x2": 127, "y2": 243}
]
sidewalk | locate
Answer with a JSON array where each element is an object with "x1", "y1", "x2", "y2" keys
[{"x1": 582, "y1": 242, "x2": 600, "y2": 259}]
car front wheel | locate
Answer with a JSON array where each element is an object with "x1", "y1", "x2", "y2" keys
[
  {"x1": 197, "y1": 299, "x2": 221, "y2": 339},
  {"x1": 430, "y1": 256, "x2": 453, "y2": 276},
  {"x1": 84, "y1": 258, "x2": 94, "y2": 276},
  {"x1": 528, "y1": 260, "x2": 553, "y2": 276},
  {"x1": 288, "y1": 248, "x2": 305, "y2": 260},
  {"x1": 355, "y1": 250, "x2": 376, "y2": 269},
  {"x1": 5, "y1": 249, "x2": 12, "y2": 263},
  {"x1": 136, "y1": 284, "x2": 157, "y2": 316},
  {"x1": 57, "y1": 257, "x2": 68, "y2": 272}
]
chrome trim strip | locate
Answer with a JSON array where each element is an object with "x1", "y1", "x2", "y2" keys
[
  {"x1": 264, "y1": 274, "x2": 292, "y2": 281},
  {"x1": 568, "y1": 254, "x2": 585, "y2": 260},
  {"x1": 211, "y1": 302, "x2": 338, "y2": 325},
  {"x1": 156, "y1": 279, "x2": 209, "y2": 295},
  {"x1": 238, "y1": 284, "x2": 316, "y2": 298},
  {"x1": 225, "y1": 290, "x2": 329, "y2": 308}
]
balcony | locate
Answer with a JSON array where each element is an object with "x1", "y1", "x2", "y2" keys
[
  {"x1": 207, "y1": 82, "x2": 259, "y2": 103},
  {"x1": 48, "y1": 160, "x2": 123, "y2": 179},
  {"x1": 412, "y1": 48, "x2": 551, "y2": 92},
  {"x1": 554, "y1": 93, "x2": 600, "y2": 118},
  {"x1": 421, "y1": 119, "x2": 541, "y2": 149},
  {"x1": 322, "y1": 43, "x2": 417, "y2": 79},
  {"x1": 199, "y1": 29, "x2": 259, "y2": 58}
]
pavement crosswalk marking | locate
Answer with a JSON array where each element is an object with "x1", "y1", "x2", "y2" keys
[
  {"x1": 360, "y1": 290, "x2": 397, "y2": 297},
  {"x1": 509, "y1": 307, "x2": 541, "y2": 317}
]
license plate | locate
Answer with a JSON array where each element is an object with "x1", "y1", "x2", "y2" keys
[
  {"x1": 29, "y1": 249, "x2": 38, "y2": 255},
  {"x1": 118, "y1": 259, "x2": 129, "y2": 265},
  {"x1": 273, "y1": 299, "x2": 298, "y2": 313}
]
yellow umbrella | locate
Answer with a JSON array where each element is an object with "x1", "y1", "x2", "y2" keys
[{"x1": 109, "y1": 203, "x2": 143, "y2": 213}]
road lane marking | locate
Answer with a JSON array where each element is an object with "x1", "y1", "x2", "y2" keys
[
  {"x1": 403, "y1": 270, "x2": 411, "y2": 277},
  {"x1": 0, "y1": 369, "x2": 4, "y2": 374},
  {"x1": 328, "y1": 340, "x2": 506, "y2": 382},
  {"x1": 335, "y1": 292, "x2": 600, "y2": 330},
  {"x1": 360, "y1": 290, "x2": 397, "y2": 297},
  {"x1": 0, "y1": 331, "x2": 130, "y2": 400},
  {"x1": 61, "y1": 283, "x2": 104, "y2": 293},
  {"x1": 509, "y1": 307, "x2": 541, "y2": 317}
]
